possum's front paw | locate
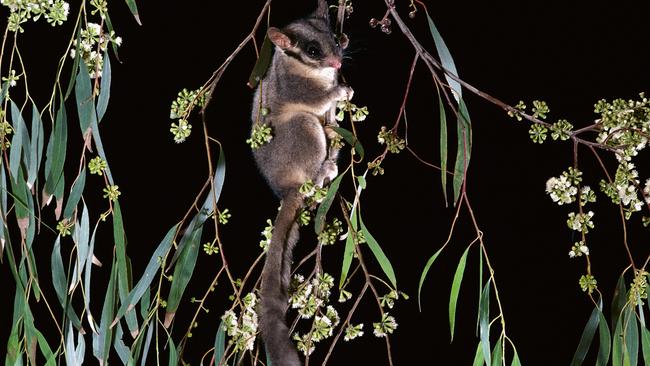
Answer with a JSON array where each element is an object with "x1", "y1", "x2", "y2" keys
[
  {"x1": 317, "y1": 160, "x2": 338, "y2": 187},
  {"x1": 337, "y1": 85, "x2": 354, "y2": 101}
]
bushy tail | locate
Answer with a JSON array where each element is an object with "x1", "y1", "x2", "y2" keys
[{"x1": 259, "y1": 189, "x2": 303, "y2": 366}]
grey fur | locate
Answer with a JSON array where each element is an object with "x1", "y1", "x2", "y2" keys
[{"x1": 250, "y1": 1, "x2": 351, "y2": 365}]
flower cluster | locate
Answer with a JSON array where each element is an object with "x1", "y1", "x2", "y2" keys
[
  {"x1": 299, "y1": 179, "x2": 328, "y2": 204},
  {"x1": 545, "y1": 168, "x2": 587, "y2": 205},
  {"x1": 567, "y1": 211, "x2": 594, "y2": 234},
  {"x1": 258, "y1": 219, "x2": 273, "y2": 251},
  {"x1": 344, "y1": 323, "x2": 364, "y2": 341},
  {"x1": 70, "y1": 23, "x2": 122, "y2": 79},
  {"x1": 529, "y1": 123, "x2": 548, "y2": 144},
  {"x1": 629, "y1": 269, "x2": 649, "y2": 306},
  {"x1": 377, "y1": 126, "x2": 405, "y2": 153},
  {"x1": 595, "y1": 94, "x2": 650, "y2": 162},
  {"x1": 88, "y1": 156, "x2": 107, "y2": 175},
  {"x1": 317, "y1": 218, "x2": 343, "y2": 246},
  {"x1": 569, "y1": 241, "x2": 589, "y2": 258},
  {"x1": 336, "y1": 100, "x2": 369, "y2": 122},
  {"x1": 549, "y1": 119, "x2": 573, "y2": 141},
  {"x1": 507, "y1": 100, "x2": 526, "y2": 121},
  {"x1": 372, "y1": 312, "x2": 398, "y2": 337},
  {"x1": 579, "y1": 274, "x2": 597, "y2": 294},
  {"x1": 221, "y1": 293, "x2": 259, "y2": 352},
  {"x1": 2, "y1": 0, "x2": 70, "y2": 32},
  {"x1": 102, "y1": 184, "x2": 120, "y2": 201},
  {"x1": 218, "y1": 208, "x2": 231, "y2": 225},
  {"x1": 289, "y1": 273, "x2": 342, "y2": 355},
  {"x1": 246, "y1": 123, "x2": 273, "y2": 149},
  {"x1": 168, "y1": 88, "x2": 208, "y2": 143}
]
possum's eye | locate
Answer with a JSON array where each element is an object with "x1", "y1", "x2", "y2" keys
[{"x1": 306, "y1": 42, "x2": 322, "y2": 59}]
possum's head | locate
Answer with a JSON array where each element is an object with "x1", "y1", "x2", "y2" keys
[{"x1": 268, "y1": 0, "x2": 349, "y2": 76}]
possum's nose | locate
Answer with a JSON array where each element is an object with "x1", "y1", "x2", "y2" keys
[{"x1": 327, "y1": 58, "x2": 342, "y2": 69}]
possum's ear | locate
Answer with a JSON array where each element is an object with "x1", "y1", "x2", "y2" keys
[
  {"x1": 339, "y1": 33, "x2": 349, "y2": 50},
  {"x1": 268, "y1": 27, "x2": 292, "y2": 50},
  {"x1": 312, "y1": 0, "x2": 330, "y2": 22}
]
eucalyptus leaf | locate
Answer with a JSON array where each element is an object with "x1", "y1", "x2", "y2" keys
[
  {"x1": 452, "y1": 97, "x2": 472, "y2": 206},
  {"x1": 44, "y1": 101, "x2": 67, "y2": 201},
  {"x1": 472, "y1": 342, "x2": 484, "y2": 366},
  {"x1": 164, "y1": 227, "x2": 203, "y2": 326},
  {"x1": 418, "y1": 245, "x2": 444, "y2": 311},
  {"x1": 597, "y1": 307, "x2": 611, "y2": 366},
  {"x1": 248, "y1": 35, "x2": 273, "y2": 89},
  {"x1": 491, "y1": 338, "x2": 503, "y2": 366},
  {"x1": 479, "y1": 281, "x2": 491, "y2": 366},
  {"x1": 425, "y1": 10, "x2": 462, "y2": 101},
  {"x1": 570, "y1": 298, "x2": 602, "y2": 366},
  {"x1": 63, "y1": 168, "x2": 86, "y2": 219},
  {"x1": 9, "y1": 101, "x2": 27, "y2": 184},
  {"x1": 339, "y1": 209, "x2": 358, "y2": 289},
  {"x1": 214, "y1": 320, "x2": 226, "y2": 365},
  {"x1": 75, "y1": 61, "x2": 98, "y2": 133},
  {"x1": 438, "y1": 93, "x2": 448, "y2": 205},
  {"x1": 96, "y1": 51, "x2": 111, "y2": 122},
  {"x1": 112, "y1": 201, "x2": 139, "y2": 336},
  {"x1": 449, "y1": 245, "x2": 470, "y2": 342},
  {"x1": 314, "y1": 173, "x2": 343, "y2": 234},
  {"x1": 359, "y1": 216, "x2": 396, "y2": 288},
  {"x1": 27, "y1": 103, "x2": 44, "y2": 188},
  {"x1": 124, "y1": 0, "x2": 142, "y2": 24},
  {"x1": 113, "y1": 225, "x2": 176, "y2": 325}
]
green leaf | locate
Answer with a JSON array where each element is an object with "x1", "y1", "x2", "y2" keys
[
  {"x1": 479, "y1": 281, "x2": 491, "y2": 366},
  {"x1": 511, "y1": 344, "x2": 522, "y2": 366},
  {"x1": 9, "y1": 101, "x2": 27, "y2": 184},
  {"x1": 112, "y1": 225, "x2": 176, "y2": 326},
  {"x1": 570, "y1": 298, "x2": 602, "y2": 366},
  {"x1": 332, "y1": 126, "x2": 364, "y2": 160},
  {"x1": 597, "y1": 307, "x2": 611, "y2": 366},
  {"x1": 612, "y1": 274, "x2": 627, "y2": 331},
  {"x1": 214, "y1": 321, "x2": 226, "y2": 365},
  {"x1": 165, "y1": 227, "x2": 203, "y2": 324},
  {"x1": 140, "y1": 325, "x2": 154, "y2": 366},
  {"x1": 96, "y1": 51, "x2": 111, "y2": 122},
  {"x1": 10, "y1": 163, "x2": 30, "y2": 226},
  {"x1": 112, "y1": 201, "x2": 139, "y2": 336},
  {"x1": 625, "y1": 307, "x2": 639, "y2": 366},
  {"x1": 51, "y1": 236, "x2": 67, "y2": 306},
  {"x1": 169, "y1": 145, "x2": 225, "y2": 266},
  {"x1": 27, "y1": 103, "x2": 44, "y2": 188},
  {"x1": 491, "y1": 338, "x2": 503, "y2": 366},
  {"x1": 638, "y1": 308, "x2": 650, "y2": 366},
  {"x1": 438, "y1": 93, "x2": 448, "y2": 205},
  {"x1": 418, "y1": 245, "x2": 444, "y2": 311},
  {"x1": 124, "y1": 0, "x2": 141, "y2": 24},
  {"x1": 339, "y1": 208, "x2": 358, "y2": 289},
  {"x1": 93, "y1": 261, "x2": 117, "y2": 363},
  {"x1": 113, "y1": 323, "x2": 129, "y2": 364},
  {"x1": 314, "y1": 173, "x2": 344, "y2": 234},
  {"x1": 65, "y1": 29, "x2": 82, "y2": 99},
  {"x1": 452, "y1": 97, "x2": 472, "y2": 206},
  {"x1": 75, "y1": 61, "x2": 98, "y2": 134},
  {"x1": 424, "y1": 9, "x2": 462, "y2": 101},
  {"x1": 359, "y1": 216, "x2": 397, "y2": 288},
  {"x1": 248, "y1": 35, "x2": 273, "y2": 89},
  {"x1": 449, "y1": 245, "x2": 470, "y2": 342},
  {"x1": 44, "y1": 101, "x2": 67, "y2": 201},
  {"x1": 168, "y1": 336, "x2": 178, "y2": 366},
  {"x1": 63, "y1": 168, "x2": 86, "y2": 219},
  {"x1": 472, "y1": 342, "x2": 484, "y2": 366}
]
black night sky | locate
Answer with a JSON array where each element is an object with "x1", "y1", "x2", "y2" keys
[{"x1": 2, "y1": 1, "x2": 650, "y2": 365}]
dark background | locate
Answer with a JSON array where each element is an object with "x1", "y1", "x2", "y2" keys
[{"x1": 2, "y1": 1, "x2": 650, "y2": 365}]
